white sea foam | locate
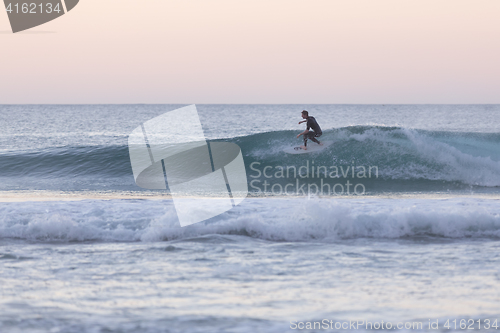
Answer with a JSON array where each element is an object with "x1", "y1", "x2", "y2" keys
[
  {"x1": 341, "y1": 127, "x2": 500, "y2": 186},
  {"x1": 1, "y1": 198, "x2": 499, "y2": 243}
]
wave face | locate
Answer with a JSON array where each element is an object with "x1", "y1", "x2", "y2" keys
[
  {"x1": 0, "y1": 126, "x2": 499, "y2": 193},
  {"x1": 1, "y1": 198, "x2": 499, "y2": 243},
  {"x1": 239, "y1": 127, "x2": 500, "y2": 189}
]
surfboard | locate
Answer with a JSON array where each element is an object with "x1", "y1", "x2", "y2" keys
[{"x1": 283, "y1": 140, "x2": 333, "y2": 154}]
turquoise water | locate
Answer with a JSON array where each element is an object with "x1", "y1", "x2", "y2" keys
[
  {"x1": 0, "y1": 105, "x2": 499, "y2": 194},
  {"x1": 0, "y1": 105, "x2": 499, "y2": 333}
]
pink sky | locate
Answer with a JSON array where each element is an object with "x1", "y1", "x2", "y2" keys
[{"x1": 1, "y1": 0, "x2": 499, "y2": 104}]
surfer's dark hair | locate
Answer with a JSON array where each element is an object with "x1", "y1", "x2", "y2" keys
[{"x1": 302, "y1": 110, "x2": 308, "y2": 116}]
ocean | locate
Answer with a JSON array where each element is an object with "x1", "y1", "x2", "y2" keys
[{"x1": 1, "y1": 104, "x2": 499, "y2": 333}]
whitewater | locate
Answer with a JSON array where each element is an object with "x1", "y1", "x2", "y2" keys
[{"x1": 1, "y1": 104, "x2": 499, "y2": 333}]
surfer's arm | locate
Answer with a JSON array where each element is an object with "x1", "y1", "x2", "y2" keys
[
  {"x1": 298, "y1": 120, "x2": 307, "y2": 124},
  {"x1": 296, "y1": 129, "x2": 309, "y2": 138}
]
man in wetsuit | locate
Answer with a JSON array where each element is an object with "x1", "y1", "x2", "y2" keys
[{"x1": 296, "y1": 110, "x2": 322, "y2": 150}]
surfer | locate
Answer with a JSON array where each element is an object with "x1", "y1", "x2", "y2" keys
[{"x1": 296, "y1": 110, "x2": 322, "y2": 150}]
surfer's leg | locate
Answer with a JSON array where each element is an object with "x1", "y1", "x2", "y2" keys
[
  {"x1": 300, "y1": 135, "x2": 308, "y2": 150},
  {"x1": 310, "y1": 132, "x2": 321, "y2": 144}
]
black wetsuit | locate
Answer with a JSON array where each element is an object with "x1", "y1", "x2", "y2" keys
[{"x1": 304, "y1": 116, "x2": 322, "y2": 146}]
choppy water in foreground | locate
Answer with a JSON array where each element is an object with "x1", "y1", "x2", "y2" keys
[{"x1": 0, "y1": 105, "x2": 499, "y2": 332}]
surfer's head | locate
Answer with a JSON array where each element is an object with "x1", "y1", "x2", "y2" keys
[{"x1": 301, "y1": 110, "x2": 309, "y2": 119}]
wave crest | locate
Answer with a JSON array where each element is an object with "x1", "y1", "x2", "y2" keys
[
  {"x1": 0, "y1": 126, "x2": 499, "y2": 190},
  {"x1": 1, "y1": 199, "x2": 499, "y2": 243}
]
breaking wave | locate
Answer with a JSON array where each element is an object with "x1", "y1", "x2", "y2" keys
[
  {"x1": 1, "y1": 198, "x2": 499, "y2": 243},
  {"x1": 0, "y1": 126, "x2": 499, "y2": 191}
]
